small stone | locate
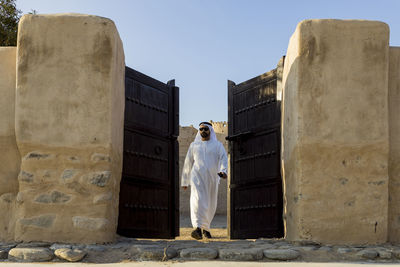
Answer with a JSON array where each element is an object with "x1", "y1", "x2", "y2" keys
[
  {"x1": 25, "y1": 152, "x2": 51, "y2": 160},
  {"x1": 318, "y1": 246, "x2": 333, "y2": 252},
  {"x1": 19, "y1": 215, "x2": 56, "y2": 228},
  {"x1": 8, "y1": 248, "x2": 53, "y2": 262},
  {"x1": 72, "y1": 217, "x2": 109, "y2": 231},
  {"x1": 91, "y1": 153, "x2": 111, "y2": 162},
  {"x1": 392, "y1": 249, "x2": 400, "y2": 259},
  {"x1": 297, "y1": 246, "x2": 317, "y2": 251},
  {"x1": 378, "y1": 249, "x2": 392, "y2": 259},
  {"x1": 0, "y1": 249, "x2": 7, "y2": 259},
  {"x1": 337, "y1": 247, "x2": 353, "y2": 254},
  {"x1": 16, "y1": 192, "x2": 24, "y2": 203},
  {"x1": 61, "y1": 169, "x2": 78, "y2": 180},
  {"x1": 87, "y1": 171, "x2": 111, "y2": 187},
  {"x1": 50, "y1": 244, "x2": 72, "y2": 251},
  {"x1": 180, "y1": 248, "x2": 218, "y2": 259},
  {"x1": 54, "y1": 248, "x2": 86, "y2": 262},
  {"x1": 0, "y1": 193, "x2": 15, "y2": 203},
  {"x1": 356, "y1": 249, "x2": 378, "y2": 259},
  {"x1": 35, "y1": 191, "x2": 71, "y2": 204},
  {"x1": 93, "y1": 192, "x2": 113, "y2": 204},
  {"x1": 263, "y1": 249, "x2": 300, "y2": 260},
  {"x1": 18, "y1": 171, "x2": 34, "y2": 183},
  {"x1": 135, "y1": 246, "x2": 177, "y2": 261},
  {"x1": 66, "y1": 181, "x2": 89, "y2": 195},
  {"x1": 219, "y1": 248, "x2": 263, "y2": 261}
]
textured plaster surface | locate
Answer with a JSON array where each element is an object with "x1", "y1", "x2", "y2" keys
[
  {"x1": 0, "y1": 47, "x2": 20, "y2": 241},
  {"x1": 14, "y1": 13, "x2": 125, "y2": 243},
  {"x1": 388, "y1": 47, "x2": 400, "y2": 243},
  {"x1": 282, "y1": 19, "x2": 389, "y2": 244}
]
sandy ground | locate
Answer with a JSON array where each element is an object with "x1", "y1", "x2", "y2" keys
[{"x1": 177, "y1": 215, "x2": 230, "y2": 241}]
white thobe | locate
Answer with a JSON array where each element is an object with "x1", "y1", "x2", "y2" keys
[{"x1": 181, "y1": 139, "x2": 228, "y2": 230}]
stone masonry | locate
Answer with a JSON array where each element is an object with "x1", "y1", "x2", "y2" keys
[
  {"x1": 282, "y1": 20, "x2": 390, "y2": 244},
  {"x1": 0, "y1": 13, "x2": 125, "y2": 244},
  {"x1": 3, "y1": 238, "x2": 400, "y2": 263}
]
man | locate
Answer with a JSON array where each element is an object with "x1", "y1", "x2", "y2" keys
[{"x1": 181, "y1": 122, "x2": 228, "y2": 240}]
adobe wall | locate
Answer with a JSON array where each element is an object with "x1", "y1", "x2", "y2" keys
[
  {"x1": 389, "y1": 47, "x2": 400, "y2": 243},
  {"x1": 179, "y1": 122, "x2": 228, "y2": 217},
  {"x1": 0, "y1": 47, "x2": 20, "y2": 241},
  {"x1": 13, "y1": 14, "x2": 125, "y2": 243},
  {"x1": 282, "y1": 20, "x2": 389, "y2": 244}
]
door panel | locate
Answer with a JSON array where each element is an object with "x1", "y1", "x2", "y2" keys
[
  {"x1": 228, "y1": 68, "x2": 283, "y2": 239},
  {"x1": 118, "y1": 66, "x2": 179, "y2": 239}
]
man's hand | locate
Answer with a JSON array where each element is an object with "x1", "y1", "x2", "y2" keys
[
  {"x1": 182, "y1": 186, "x2": 188, "y2": 190},
  {"x1": 218, "y1": 172, "x2": 227, "y2": 179}
]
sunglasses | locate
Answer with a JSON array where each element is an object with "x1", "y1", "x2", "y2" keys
[{"x1": 199, "y1": 127, "x2": 209, "y2": 132}]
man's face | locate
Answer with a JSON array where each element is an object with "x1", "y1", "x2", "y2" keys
[{"x1": 199, "y1": 124, "x2": 210, "y2": 138}]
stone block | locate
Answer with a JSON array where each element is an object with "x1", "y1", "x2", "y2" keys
[
  {"x1": 356, "y1": 249, "x2": 378, "y2": 260},
  {"x1": 34, "y1": 191, "x2": 71, "y2": 204},
  {"x1": 72, "y1": 216, "x2": 109, "y2": 231},
  {"x1": 388, "y1": 47, "x2": 400, "y2": 243},
  {"x1": 219, "y1": 248, "x2": 263, "y2": 261},
  {"x1": 8, "y1": 247, "x2": 53, "y2": 262},
  {"x1": 14, "y1": 13, "x2": 125, "y2": 243},
  {"x1": 133, "y1": 246, "x2": 177, "y2": 261},
  {"x1": 282, "y1": 19, "x2": 389, "y2": 244},
  {"x1": 263, "y1": 249, "x2": 300, "y2": 260},
  {"x1": 54, "y1": 248, "x2": 86, "y2": 262},
  {"x1": 180, "y1": 248, "x2": 218, "y2": 260},
  {"x1": 18, "y1": 215, "x2": 56, "y2": 228}
]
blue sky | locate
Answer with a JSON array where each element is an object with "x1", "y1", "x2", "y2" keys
[{"x1": 17, "y1": 0, "x2": 400, "y2": 127}]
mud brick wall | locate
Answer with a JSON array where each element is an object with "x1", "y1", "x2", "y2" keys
[
  {"x1": 282, "y1": 19, "x2": 389, "y2": 244},
  {"x1": 13, "y1": 14, "x2": 125, "y2": 243},
  {"x1": 0, "y1": 47, "x2": 20, "y2": 241},
  {"x1": 389, "y1": 47, "x2": 400, "y2": 243}
]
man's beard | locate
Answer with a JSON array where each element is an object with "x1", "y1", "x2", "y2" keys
[{"x1": 200, "y1": 132, "x2": 209, "y2": 138}]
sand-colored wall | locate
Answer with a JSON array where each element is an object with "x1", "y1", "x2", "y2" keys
[
  {"x1": 0, "y1": 47, "x2": 20, "y2": 241},
  {"x1": 14, "y1": 14, "x2": 125, "y2": 243},
  {"x1": 179, "y1": 123, "x2": 228, "y2": 216},
  {"x1": 389, "y1": 47, "x2": 400, "y2": 243},
  {"x1": 282, "y1": 19, "x2": 389, "y2": 244}
]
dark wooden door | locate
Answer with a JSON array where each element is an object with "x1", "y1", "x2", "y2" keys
[
  {"x1": 117, "y1": 66, "x2": 179, "y2": 239},
  {"x1": 227, "y1": 68, "x2": 283, "y2": 239}
]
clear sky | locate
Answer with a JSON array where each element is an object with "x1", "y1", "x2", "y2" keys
[{"x1": 17, "y1": 0, "x2": 400, "y2": 127}]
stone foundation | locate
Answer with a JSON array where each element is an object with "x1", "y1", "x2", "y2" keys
[
  {"x1": 12, "y1": 14, "x2": 125, "y2": 243},
  {"x1": 282, "y1": 19, "x2": 390, "y2": 244}
]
